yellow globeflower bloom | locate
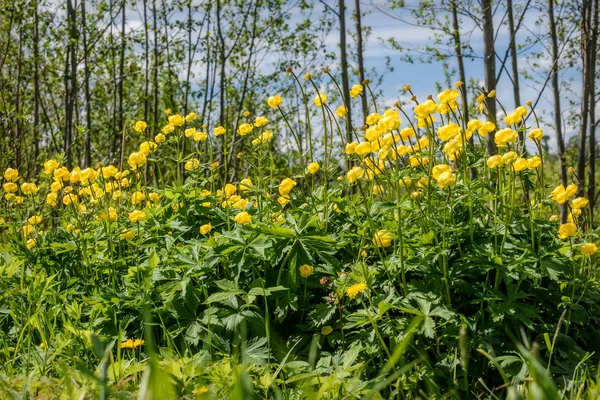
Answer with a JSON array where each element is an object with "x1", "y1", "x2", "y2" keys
[
  {"x1": 345, "y1": 142, "x2": 358, "y2": 154},
  {"x1": 21, "y1": 183, "x2": 38, "y2": 195},
  {"x1": 254, "y1": 116, "x2": 269, "y2": 127},
  {"x1": 26, "y1": 238, "x2": 36, "y2": 250},
  {"x1": 168, "y1": 114, "x2": 185, "y2": 126},
  {"x1": 299, "y1": 264, "x2": 314, "y2": 278},
  {"x1": 478, "y1": 121, "x2": 496, "y2": 137},
  {"x1": 155, "y1": 133, "x2": 166, "y2": 143},
  {"x1": 184, "y1": 158, "x2": 200, "y2": 171},
  {"x1": 306, "y1": 162, "x2": 320, "y2": 174},
  {"x1": 43, "y1": 160, "x2": 60, "y2": 175},
  {"x1": 336, "y1": 106, "x2": 348, "y2": 117},
  {"x1": 512, "y1": 158, "x2": 528, "y2": 172},
  {"x1": 278, "y1": 178, "x2": 297, "y2": 196},
  {"x1": 494, "y1": 128, "x2": 518, "y2": 147},
  {"x1": 234, "y1": 211, "x2": 252, "y2": 224},
  {"x1": 193, "y1": 131, "x2": 208, "y2": 141},
  {"x1": 581, "y1": 243, "x2": 598, "y2": 256},
  {"x1": 313, "y1": 93, "x2": 327, "y2": 107},
  {"x1": 528, "y1": 128, "x2": 544, "y2": 141},
  {"x1": 267, "y1": 94, "x2": 283, "y2": 108},
  {"x1": 436, "y1": 171, "x2": 456, "y2": 189},
  {"x1": 214, "y1": 126, "x2": 225, "y2": 136},
  {"x1": 354, "y1": 142, "x2": 372, "y2": 156},
  {"x1": 28, "y1": 215, "x2": 41, "y2": 225},
  {"x1": 373, "y1": 229, "x2": 393, "y2": 247},
  {"x1": 185, "y1": 112, "x2": 197, "y2": 122},
  {"x1": 131, "y1": 191, "x2": 146, "y2": 205},
  {"x1": 133, "y1": 120, "x2": 147, "y2": 132},
  {"x1": 127, "y1": 152, "x2": 147, "y2": 170},
  {"x1": 572, "y1": 197, "x2": 589, "y2": 209},
  {"x1": 200, "y1": 223, "x2": 212, "y2": 235},
  {"x1": 128, "y1": 210, "x2": 146, "y2": 223},
  {"x1": 237, "y1": 123, "x2": 253, "y2": 136},
  {"x1": 487, "y1": 155, "x2": 502, "y2": 169},
  {"x1": 3, "y1": 168, "x2": 19, "y2": 182},
  {"x1": 346, "y1": 166, "x2": 364, "y2": 183},
  {"x1": 558, "y1": 223, "x2": 577, "y2": 239}
]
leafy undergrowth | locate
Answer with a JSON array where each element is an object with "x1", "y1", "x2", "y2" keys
[{"x1": 1, "y1": 76, "x2": 599, "y2": 399}]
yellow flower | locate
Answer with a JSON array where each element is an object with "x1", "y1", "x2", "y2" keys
[
  {"x1": 210, "y1": 161, "x2": 219, "y2": 169},
  {"x1": 28, "y1": 215, "x2": 41, "y2": 225},
  {"x1": 512, "y1": 158, "x2": 528, "y2": 172},
  {"x1": 128, "y1": 210, "x2": 146, "y2": 223},
  {"x1": 234, "y1": 211, "x2": 251, "y2": 224},
  {"x1": 307, "y1": 162, "x2": 320, "y2": 174},
  {"x1": 155, "y1": 133, "x2": 166, "y2": 143},
  {"x1": 21, "y1": 182, "x2": 38, "y2": 195},
  {"x1": 528, "y1": 128, "x2": 544, "y2": 141},
  {"x1": 321, "y1": 325, "x2": 333, "y2": 336},
  {"x1": 346, "y1": 166, "x2": 364, "y2": 183},
  {"x1": 365, "y1": 113, "x2": 381, "y2": 125},
  {"x1": 436, "y1": 171, "x2": 456, "y2": 188},
  {"x1": 313, "y1": 93, "x2": 327, "y2": 107},
  {"x1": 165, "y1": 108, "x2": 172, "y2": 115},
  {"x1": 558, "y1": 223, "x2": 577, "y2": 239},
  {"x1": 26, "y1": 238, "x2": 36, "y2": 250},
  {"x1": 504, "y1": 112, "x2": 522, "y2": 125},
  {"x1": 414, "y1": 99, "x2": 438, "y2": 116},
  {"x1": 101, "y1": 207, "x2": 118, "y2": 221},
  {"x1": 139, "y1": 141, "x2": 157, "y2": 156},
  {"x1": 232, "y1": 198, "x2": 248, "y2": 209},
  {"x1": 193, "y1": 131, "x2": 208, "y2": 141},
  {"x1": 22, "y1": 224, "x2": 35, "y2": 236},
  {"x1": 3, "y1": 168, "x2": 19, "y2": 182},
  {"x1": 168, "y1": 114, "x2": 185, "y2": 126},
  {"x1": 466, "y1": 119, "x2": 482, "y2": 133},
  {"x1": 254, "y1": 116, "x2": 269, "y2": 127},
  {"x1": 278, "y1": 178, "x2": 297, "y2": 196},
  {"x1": 46, "y1": 192, "x2": 58, "y2": 206},
  {"x1": 495, "y1": 128, "x2": 518, "y2": 147},
  {"x1": 487, "y1": 155, "x2": 502, "y2": 169},
  {"x1": 162, "y1": 124, "x2": 175, "y2": 134},
  {"x1": 240, "y1": 178, "x2": 253, "y2": 192},
  {"x1": 120, "y1": 230, "x2": 136, "y2": 240},
  {"x1": 2, "y1": 182, "x2": 18, "y2": 193},
  {"x1": 373, "y1": 229, "x2": 392, "y2": 247},
  {"x1": 527, "y1": 156, "x2": 541, "y2": 169},
  {"x1": 185, "y1": 112, "x2": 197, "y2": 122},
  {"x1": 501, "y1": 151, "x2": 517, "y2": 165},
  {"x1": 237, "y1": 123, "x2": 253, "y2": 136},
  {"x1": 131, "y1": 191, "x2": 146, "y2": 205},
  {"x1": 350, "y1": 83, "x2": 363, "y2": 98},
  {"x1": 437, "y1": 89, "x2": 460, "y2": 104},
  {"x1": 184, "y1": 127, "x2": 196, "y2": 138},
  {"x1": 127, "y1": 152, "x2": 147, "y2": 170},
  {"x1": 336, "y1": 106, "x2": 348, "y2": 117},
  {"x1": 214, "y1": 126, "x2": 225, "y2": 136},
  {"x1": 133, "y1": 120, "x2": 147, "y2": 132},
  {"x1": 354, "y1": 141, "x2": 372, "y2": 156},
  {"x1": 432, "y1": 164, "x2": 451, "y2": 180},
  {"x1": 581, "y1": 243, "x2": 598, "y2": 256},
  {"x1": 267, "y1": 94, "x2": 283, "y2": 108},
  {"x1": 299, "y1": 264, "x2": 314, "y2": 278},
  {"x1": 149, "y1": 192, "x2": 159, "y2": 202},
  {"x1": 278, "y1": 196, "x2": 290, "y2": 205},
  {"x1": 101, "y1": 166, "x2": 117, "y2": 179},
  {"x1": 345, "y1": 142, "x2": 358, "y2": 154},
  {"x1": 185, "y1": 158, "x2": 200, "y2": 171},
  {"x1": 478, "y1": 121, "x2": 496, "y2": 137},
  {"x1": 43, "y1": 160, "x2": 59, "y2": 175},
  {"x1": 346, "y1": 282, "x2": 368, "y2": 298},
  {"x1": 487, "y1": 89, "x2": 496, "y2": 98},
  {"x1": 200, "y1": 223, "x2": 212, "y2": 235},
  {"x1": 572, "y1": 197, "x2": 589, "y2": 209}
]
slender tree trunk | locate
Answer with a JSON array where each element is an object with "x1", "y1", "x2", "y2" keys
[
  {"x1": 33, "y1": 0, "x2": 40, "y2": 173},
  {"x1": 451, "y1": 0, "x2": 475, "y2": 178},
  {"x1": 548, "y1": 0, "x2": 568, "y2": 222},
  {"x1": 152, "y1": 0, "x2": 159, "y2": 133},
  {"x1": 482, "y1": 0, "x2": 497, "y2": 155},
  {"x1": 338, "y1": 0, "x2": 352, "y2": 149},
  {"x1": 64, "y1": 0, "x2": 77, "y2": 169},
  {"x1": 82, "y1": 0, "x2": 93, "y2": 166},
  {"x1": 117, "y1": 0, "x2": 126, "y2": 154},
  {"x1": 507, "y1": 0, "x2": 523, "y2": 145},
  {"x1": 216, "y1": 0, "x2": 226, "y2": 168},
  {"x1": 143, "y1": 0, "x2": 150, "y2": 127},
  {"x1": 577, "y1": 0, "x2": 591, "y2": 198},
  {"x1": 354, "y1": 0, "x2": 367, "y2": 122},
  {"x1": 587, "y1": 0, "x2": 599, "y2": 222},
  {"x1": 15, "y1": 28, "x2": 22, "y2": 171}
]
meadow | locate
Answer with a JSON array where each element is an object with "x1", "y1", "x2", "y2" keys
[{"x1": 1, "y1": 72, "x2": 599, "y2": 399}]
